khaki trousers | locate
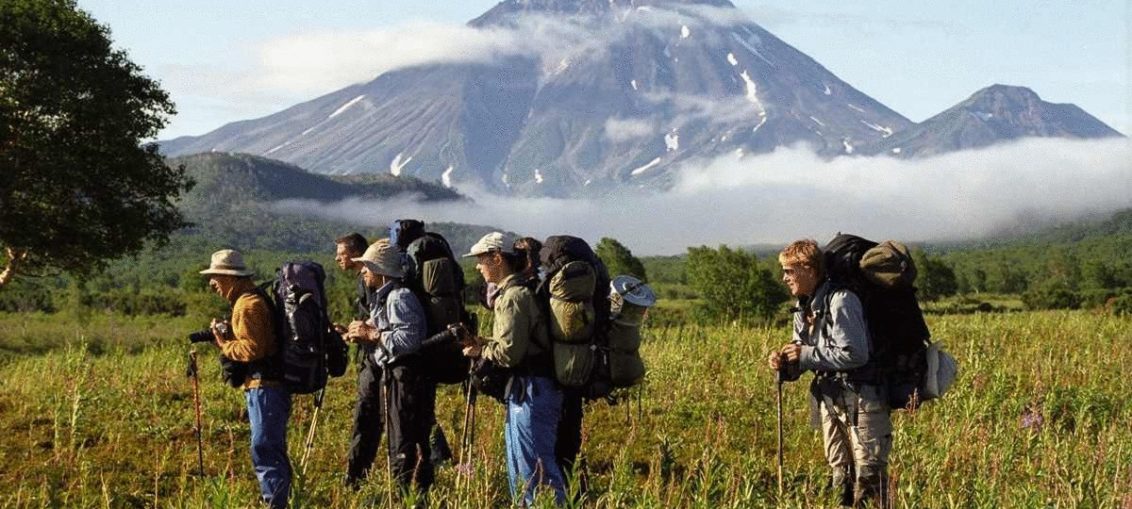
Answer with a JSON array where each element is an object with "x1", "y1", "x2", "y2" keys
[{"x1": 819, "y1": 383, "x2": 892, "y2": 506}]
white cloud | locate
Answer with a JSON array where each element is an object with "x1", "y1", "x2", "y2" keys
[
  {"x1": 270, "y1": 138, "x2": 1132, "y2": 256},
  {"x1": 639, "y1": 91, "x2": 764, "y2": 128},
  {"x1": 251, "y1": 22, "x2": 527, "y2": 95},
  {"x1": 604, "y1": 117, "x2": 656, "y2": 142},
  {"x1": 234, "y1": 5, "x2": 749, "y2": 97}
]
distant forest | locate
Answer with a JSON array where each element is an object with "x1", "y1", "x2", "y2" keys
[{"x1": 1, "y1": 153, "x2": 1128, "y2": 319}]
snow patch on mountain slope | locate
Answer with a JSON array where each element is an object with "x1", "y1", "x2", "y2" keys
[
  {"x1": 390, "y1": 152, "x2": 411, "y2": 176},
  {"x1": 665, "y1": 131, "x2": 679, "y2": 151},
  {"x1": 441, "y1": 166, "x2": 454, "y2": 188},
  {"x1": 631, "y1": 157, "x2": 662, "y2": 176},
  {"x1": 329, "y1": 95, "x2": 366, "y2": 119},
  {"x1": 860, "y1": 120, "x2": 894, "y2": 137}
]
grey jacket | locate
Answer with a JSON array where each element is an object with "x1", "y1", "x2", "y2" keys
[
  {"x1": 368, "y1": 280, "x2": 426, "y2": 366},
  {"x1": 793, "y1": 281, "x2": 870, "y2": 373}
]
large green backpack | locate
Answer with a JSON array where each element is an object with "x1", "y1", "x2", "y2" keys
[
  {"x1": 392, "y1": 219, "x2": 471, "y2": 385},
  {"x1": 538, "y1": 236, "x2": 612, "y2": 396}
]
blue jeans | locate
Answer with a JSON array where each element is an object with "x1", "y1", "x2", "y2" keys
[
  {"x1": 504, "y1": 375, "x2": 565, "y2": 506},
  {"x1": 246, "y1": 387, "x2": 292, "y2": 509}
]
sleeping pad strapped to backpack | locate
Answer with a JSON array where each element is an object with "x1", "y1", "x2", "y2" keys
[
  {"x1": 607, "y1": 275, "x2": 655, "y2": 388},
  {"x1": 392, "y1": 219, "x2": 472, "y2": 385},
  {"x1": 538, "y1": 236, "x2": 613, "y2": 398}
]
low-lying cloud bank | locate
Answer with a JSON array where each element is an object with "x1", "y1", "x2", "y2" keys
[{"x1": 273, "y1": 138, "x2": 1132, "y2": 255}]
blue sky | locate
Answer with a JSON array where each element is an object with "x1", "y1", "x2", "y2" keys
[{"x1": 76, "y1": 0, "x2": 1129, "y2": 140}]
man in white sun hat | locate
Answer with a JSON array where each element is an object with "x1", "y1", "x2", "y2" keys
[
  {"x1": 343, "y1": 239, "x2": 433, "y2": 496},
  {"x1": 199, "y1": 249, "x2": 291, "y2": 509}
]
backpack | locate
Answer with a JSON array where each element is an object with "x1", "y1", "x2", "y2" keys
[
  {"x1": 538, "y1": 235, "x2": 613, "y2": 398},
  {"x1": 392, "y1": 219, "x2": 471, "y2": 385},
  {"x1": 260, "y1": 261, "x2": 349, "y2": 394},
  {"x1": 607, "y1": 275, "x2": 655, "y2": 388},
  {"x1": 822, "y1": 234, "x2": 956, "y2": 409}
]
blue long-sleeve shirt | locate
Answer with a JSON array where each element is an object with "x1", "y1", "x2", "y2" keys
[
  {"x1": 793, "y1": 281, "x2": 870, "y2": 373},
  {"x1": 368, "y1": 281, "x2": 426, "y2": 366}
]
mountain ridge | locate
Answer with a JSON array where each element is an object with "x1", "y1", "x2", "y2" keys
[
  {"x1": 864, "y1": 84, "x2": 1122, "y2": 157},
  {"x1": 158, "y1": 1, "x2": 1121, "y2": 195}
]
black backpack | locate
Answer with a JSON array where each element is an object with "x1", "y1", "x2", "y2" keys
[
  {"x1": 539, "y1": 235, "x2": 613, "y2": 399},
  {"x1": 822, "y1": 234, "x2": 931, "y2": 409},
  {"x1": 261, "y1": 261, "x2": 349, "y2": 394},
  {"x1": 392, "y1": 220, "x2": 472, "y2": 385}
]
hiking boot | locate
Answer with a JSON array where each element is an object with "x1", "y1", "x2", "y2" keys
[
  {"x1": 430, "y1": 426, "x2": 453, "y2": 464},
  {"x1": 854, "y1": 468, "x2": 888, "y2": 508},
  {"x1": 832, "y1": 467, "x2": 854, "y2": 507}
]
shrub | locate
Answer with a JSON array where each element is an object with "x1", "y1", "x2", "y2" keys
[{"x1": 1022, "y1": 282, "x2": 1081, "y2": 310}]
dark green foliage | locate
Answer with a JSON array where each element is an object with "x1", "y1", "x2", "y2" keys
[
  {"x1": 641, "y1": 255, "x2": 694, "y2": 300},
  {"x1": 168, "y1": 152, "x2": 494, "y2": 255},
  {"x1": 0, "y1": 275, "x2": 57, "y2": 312},
  {"x1": 171, "y1": 152, "x2": 462, "y2": 205},
  {"x1": 641, "y1": 256, "x2": 686, "y2": 285},
  {"x1": 1108, "y1": 291, "x2": 1132, "y2": 316},
  {"x1": 684, "y1": 245, "x2": 786, "y2": 323},
  {"x1": 1022, "y1": 281, "x2": 1081, "y2": 310},
  {"x1": 912, "y1": 250, "x2": 958, "y2": 301},
  {"x1": 938, "y1": 208, "x2": 1132, "y2": 295},
  {"x1": 0, "y1": 0, "x2": 193, "y2": 283},
  {"x1": 596, "y1": 237, "x2": 647, "y2": 281}
]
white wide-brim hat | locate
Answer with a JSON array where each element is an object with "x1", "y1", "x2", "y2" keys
[
  {"x1": 200, "y1": 249, "x2": 254, "y2": 277},
  {"x1": 352, "y1": 239, "x2": 405, "y2": 278}
]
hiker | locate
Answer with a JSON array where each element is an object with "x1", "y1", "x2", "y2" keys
[
  {"x1": 389, "y1": 220, "x2": 457, "y2": 466},
  {"x1": 768, "y1": 239, "x2": 892, "y2": 508},
  {"x1": 530, "y1": 240, "x2": 585, "y2": 488},
  {"x1": 343, "y1": 240, "x2": 434, "y2": 494},
  {"x1": 462, "y1": 232, "x2": 566, "y2": 505},
  {"x1": 335, "y1": 232, "x2": 372, "y2": 321},
  {"x1": 200, "y1": 249, "x2": 292, "y2": 509},
  {"x1": 333, "y1": 232, "x2": 387, "y2": 488}
]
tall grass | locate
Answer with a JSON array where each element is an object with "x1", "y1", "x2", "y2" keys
[{"x1": 0, "y1": 310, "x2": 1128, "y2": 507}]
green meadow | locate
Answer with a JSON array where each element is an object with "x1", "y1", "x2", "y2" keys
[{"x1": 0, "y1": 308, "x2": 1128, "y2": 508}]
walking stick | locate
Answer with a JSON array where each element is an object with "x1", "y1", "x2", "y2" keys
[
  {"x1": 775, "y1": 359, "x2": 785, "y2": 498},
  {"x1": 299, "y1": 388, "x2": 325, "y2": 475},
  {"x1": 457, "y1": 368, "x2": 478, "y2": 493},
  {"x1": 187, "y1": 349, "x2": 205, "y2": 477},
  {"x1": 382, "y1": 368, "x2": 395, "y2": 509}
]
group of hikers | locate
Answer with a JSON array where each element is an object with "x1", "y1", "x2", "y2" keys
[{"x1": 198, "y1": 221, "x2": 944, "y2": 508}]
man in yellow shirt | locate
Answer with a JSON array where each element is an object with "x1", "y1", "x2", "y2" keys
[{"x1": 202, "y1": 249, "x2": 291, "y2": 509}]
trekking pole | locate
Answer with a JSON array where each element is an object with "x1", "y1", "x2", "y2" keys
[
  {"x1": 457, "y1": 370, "x2": 478, "y2": 493},
  {"x1": 382, "y1": 368, "x2": 395, "y2": 509},
  {"x1": 299, "y1": 388, "x2": 325, "y2": 475},
  {"x1": 187, "y1": 349, "x2": 205, "y2": 477},
  {"x1": 775, "y1": 357, "x2": 785, "y2": 499}
]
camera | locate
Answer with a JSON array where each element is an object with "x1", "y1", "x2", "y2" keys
[
  {"x1": 187, "y1": 322, "x2": 229, "y2": 343},
  {"x1": 421, "y1": 323, "x2": 472, "y2": 349}
]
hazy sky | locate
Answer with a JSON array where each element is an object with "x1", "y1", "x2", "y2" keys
[{"x1": 77, "y1": 0, "x2": 1129, "y2": 140}]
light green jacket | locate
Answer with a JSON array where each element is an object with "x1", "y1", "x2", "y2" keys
[{"x1": 482, "y1": 274, "x2": 549, "y2": 369}]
